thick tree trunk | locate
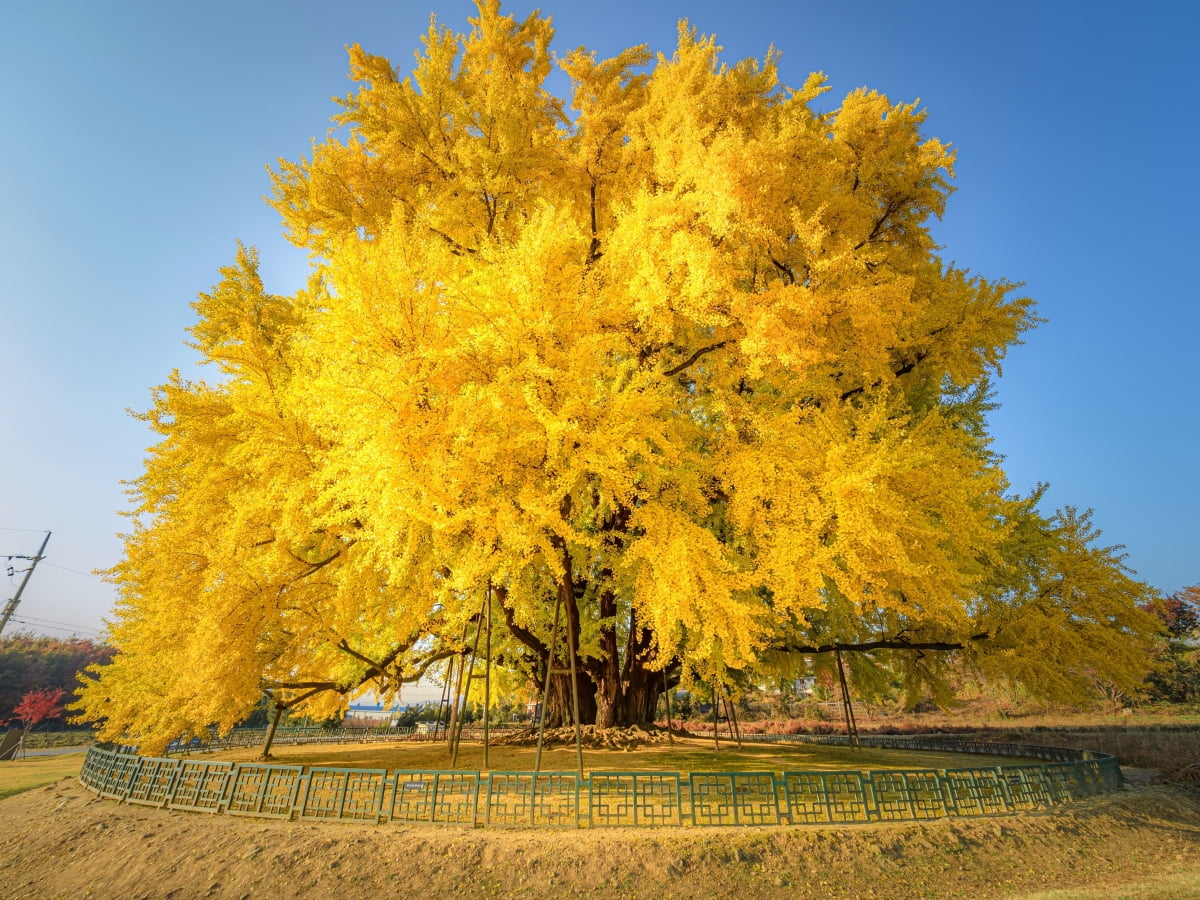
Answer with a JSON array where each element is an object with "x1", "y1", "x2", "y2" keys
[
  {"x1": 542, "y1": 669, "x2": 598, "y2": 727},
  {"x1": 535, "y1": 649, "x2": 664, "y2": 728},
  {"x1": 592, "y1": 665, "x2": 664, "y2": 727},
  {"x1": 618, "y1": 662, "x2": 666, "y2": 726},
  {"x1": 496, "y1": 552, "x2": 666, "y2": 729},
  {"x1": 589, "y1": 587, "x2": 623, "y2": 728},
  {"x1": 588, "y1": 598, "x2": 665, "y2": 727}
]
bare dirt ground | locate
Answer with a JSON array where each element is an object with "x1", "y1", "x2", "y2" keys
[{"x1": 2, "y1": 773, "x2": 1199, "y2": 900}]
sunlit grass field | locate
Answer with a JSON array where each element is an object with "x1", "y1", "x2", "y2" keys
[
  {"x1": 201, "y1": 735, "x2": 1022, "y2": 773},
  {"x1": 0, "y1": 751, "x2": 87, "y2": 800}
]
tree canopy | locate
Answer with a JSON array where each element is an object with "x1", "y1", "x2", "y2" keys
[{"x1": 73, "y1": 1, "x2": 1162, "y2": 752}]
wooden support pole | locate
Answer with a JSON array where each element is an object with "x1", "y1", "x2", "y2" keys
[{"x1": 835, "y1": 647, "x2": 861, "y2": 749}]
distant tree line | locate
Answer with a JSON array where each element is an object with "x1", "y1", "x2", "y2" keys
[
  {"x1": 0, "y1": 634, "x2": 112, "y2": 729},
  {"x1": 1142, "y1": 585, "x2": 1200, "y2": 705}
]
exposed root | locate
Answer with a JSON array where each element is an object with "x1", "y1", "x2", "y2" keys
[{"x1": 491, "y1": 724, "x2": 683, "y2": 750}]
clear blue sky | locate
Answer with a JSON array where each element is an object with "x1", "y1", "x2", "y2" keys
[{"x1": 1, "y1": 0, "x2": 1196, "y2": 640}]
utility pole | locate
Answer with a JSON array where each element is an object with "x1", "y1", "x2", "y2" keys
[{"x1": 0, "y1": 530, "x2": 51, "y2": 637}]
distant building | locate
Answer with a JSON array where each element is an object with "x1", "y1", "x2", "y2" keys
[
  {"x1": 794, "y1": 676, "x2": 816, "y2": 696},
  {"x1": 343, "y1": 700, "x2": 408, "y2": 726}
]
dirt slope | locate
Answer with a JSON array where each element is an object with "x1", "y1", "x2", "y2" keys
[{"x1": 2, "y1": 778, "x2": 1199, "y2": 900}]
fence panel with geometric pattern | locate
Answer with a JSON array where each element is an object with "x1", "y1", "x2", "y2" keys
[
  {"x1": 867, "y1": 770, "x2": 948, "y2": 821},
  {"x1": 387, "y1": 771, "x2": 480, "y2": 825},
  {"x1": 79, "y1": 748, "x2": 115, "y2": 790},
  {"x1": 485, "y1": 772, "x2": 580, "y2": 827},
  {"x1": 589, "y1": 772, "x2": 683, "y2": 827},
  {"x1": 96, "y1": 752, "x2": 142, "y2": 800},
  {"x1": 781, "y1": 771, "x2": 872, "y2": 824},
  {"x1": 225, "y1": 763, "x2": 303, "y2": 818},
  {"x1": 688, "y1": 772, "x2": 783, "y2": 826},
  {"x1": 167, "y1": 760, "x2": 233, "y2": 813},
  {"x1": 126, "y1": 756, "x2": 181, "y2": 807},
  {"x1": 941, "y1": 768, "x2": 1013, "y2": 817},
  {"x1": 1001, "y1": 766, "x2": 1056, "y2": 810},
  {"x1": 1077, "y1": 761, "x2": 1115, "y2": 798},
  {"x1": 300, "y1": 768, "x2": 388, "y2": 822}
]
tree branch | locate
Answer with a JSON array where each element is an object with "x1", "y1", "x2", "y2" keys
[
  {"x1": 286, "y1": 549, "x2": 342, "y2": 583},
  {"x1": 500, "y1": 596, "x2": 549, "y2": 659},
  {"x1": 838, "y1": 349, "x2": 929, "y2": 402},
  {"x1": 260, "y1": 685, "x2": 328, "y2": 710},
  {"x1": 337, "y1": 640, "x2": 387, "y2": 676},
  {"x1": 586, "y1": 179, "x2": 602, "y2": 266},
  {"x1": 261, "y1": 681, "x2": 338, "y2": 691},
  {"x1": 775, "y1": 633, "x2": 991, "y2": 655},
  {"x1": 663, "y1": 341, "x2": 730, "y2": 378},
  {"x1": 429, "y1": 227, "x2": 477, "y2": 257},
  {"x1": 402, "y1": 648, "x2": 458, "y2": 683}
]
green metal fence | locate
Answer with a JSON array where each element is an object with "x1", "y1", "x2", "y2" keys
[{"x1": 77, "y1": 737, "x2": 1123, "y2": 829}]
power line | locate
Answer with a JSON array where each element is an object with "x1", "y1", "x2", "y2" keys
[
  {"x1": 40, "y1": 561, "x2": 101, "y2": 578},
  {"x1": 8, "y1": 617, "x2": 102, "y2": 637},
  {"x1": 14, "y1": 614, "x2": 104, "y2": 633}
]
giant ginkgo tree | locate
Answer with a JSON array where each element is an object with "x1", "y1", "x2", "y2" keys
[{"x1": 75, "y1": 1, "x2": 1160, "y2": 752}]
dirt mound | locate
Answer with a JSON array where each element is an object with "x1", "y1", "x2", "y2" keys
[
  {"x1": 491, "y1": 724, "x2": 680, "y2": 750},
  {"x1": 4, "y1": 778, "x2": 1200, "y2": 899}
]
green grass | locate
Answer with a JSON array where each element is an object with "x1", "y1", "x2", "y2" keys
[{"x1": 0, "y1": 751, "x2": 86, "y2": 800}]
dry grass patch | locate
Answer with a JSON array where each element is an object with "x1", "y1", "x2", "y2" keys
[{"x1": 996, "y1": 730, "x2": 1200, "y2": 784}]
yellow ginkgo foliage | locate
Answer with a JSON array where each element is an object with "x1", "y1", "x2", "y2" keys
[{"x1": 75, "y1": 2, "x2": 1159, "y2": 749}]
